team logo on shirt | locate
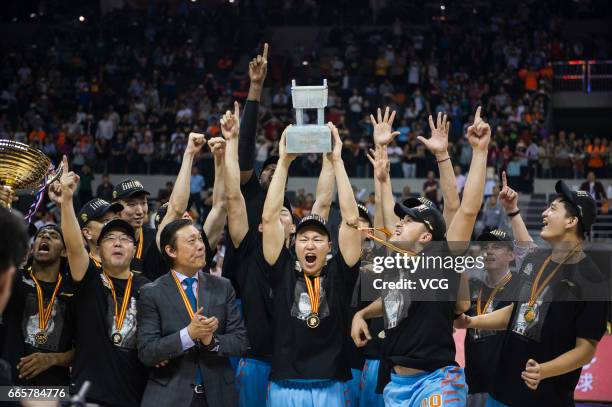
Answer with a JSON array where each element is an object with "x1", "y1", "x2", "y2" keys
[{"x1": 523, "y1": 263, "x2": 533, "y2": 276}]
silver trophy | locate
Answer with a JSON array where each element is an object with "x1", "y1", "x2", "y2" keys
[{"x1": 285, "y1": 79, "x2": 332, "y2": 153}]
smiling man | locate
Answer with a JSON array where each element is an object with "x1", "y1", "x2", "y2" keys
[
  {"x1": 113, "y1": 178, "x2": 156, "y2": 273},
  {"x1": 1, "y1": 225, "x2": 75, "y2": 386},
  {"x1": 456, "y1": 180, "x2": 609, "y2": 407},
  {"x1": 262, "y1": 123, "x2": 362, "y2": 407},
  {"x1": 57, "y1": 158, "x2": 149, "y2": 406}
]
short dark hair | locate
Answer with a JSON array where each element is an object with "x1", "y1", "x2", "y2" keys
[
  {"x1": 557, "y1": 196, "x2": 585, "y2": 239},
  {"x1": 159, "y1": 219, "x2": 193, "y2": 267},
  {"x1": 0, "y1": 208, "x2": 29, "y2": 273}
]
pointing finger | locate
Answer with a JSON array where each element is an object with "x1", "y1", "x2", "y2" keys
[
  {"x1": 234, "y1": 101, "x2": 240, "y2": 119},
  {"x1": 262, "y1": 42, "x2": 269, "y2": 60},
  {"x1": 474, "y1": 106, "x2": 482, "y2": 124},
  {"x1": 502, "y1": 171, "x2": 508, "y2": 188}
]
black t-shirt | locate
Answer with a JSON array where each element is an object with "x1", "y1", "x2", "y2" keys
[
  {"x1": 269, "y1": 248, "x2": 359, "y2": 381},
  {"x1": 1, "y1": 268, "x2": 74, "y2": 386},
  {"x1": 490, "y1": 250, "x2": 609, "y2": 407},
  {"x1": 464, "y1": 273, "x2": 520, "y2": 394},
  {"x1": 71, "y1": 262, "x2": 150, "y2": 407},
  {"x1": 377, "y1": 244, "x2": 461, "y2": 393},
  {"x1": 141, "y1": 228, "x2": 213, "y2": 282},
  {"x1": 130, "y1": 225, "x2": 157, "y2": 274},
  {"x1": 233, "y1": 230, "x2": 275, "y2": 358},
  {"x1": 222, "y1": 173, "x2": 265, "y2": 298}
]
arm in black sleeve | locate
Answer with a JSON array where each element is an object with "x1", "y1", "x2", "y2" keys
[{"x1": 238, "y1": 100, "x2": 259, "y2": 176}]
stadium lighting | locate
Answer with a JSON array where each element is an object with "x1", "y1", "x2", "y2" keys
[
  {"x1": 191, "y1": 0, "x2": 196, "y2": 2},
  {"x1": 440, "y1": 4, "x2": 446, "y2": 11},
  {"x1": 302, "y1": 60, "x2": 309, "y2": 66},
  {"x1": 78, "y1": 16, "x2": 85, "y2": 22},
  {"x1": 30, "y1": 13, "x2": 36, "y2": 19},
  {"x1": 229, "y1": 0, "x2": 235, "y2": 3}
]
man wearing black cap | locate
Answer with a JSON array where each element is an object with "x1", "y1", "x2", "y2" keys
[
  {"x1": 464, "y1": 228, "x2": 520, "y2": 407},
  {"x1": 142, "y1": 133, "x2": 227, "y2": 282},
  {"x1": 457, "y1": 179, "x2": 609, "y2": 407},
  {"x1": 221, "y1": 104, "x2": 334, "y2": 407},
  {"x1": 1, "y1": 224, "x2": 75, "y2": 386},
  {"x1": 112, "y1": 178, "x2": 156, "y2": 273},
  {"x1": 56, "y1": 158, "x2": 149, "y2": 406},
  {"x1": 76, "y1": 198, "x2": 123, "y2": 267},
  {"x1": 352, "y1": 107, "x2": 491, "y2": 406},
  {"x1": 262, "y1": 123, "x2": 362, "y2": 406}
]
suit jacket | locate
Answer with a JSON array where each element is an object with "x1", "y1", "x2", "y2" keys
[{"x1": 137, "y1": 270, "x2": 248, "y2": 407}]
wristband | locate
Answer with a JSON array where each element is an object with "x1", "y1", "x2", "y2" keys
[
  {"x1": 507, "y1": 209, "x2": 520, "y2": 218},
  {"x1": 436, "y1": 156, "x2": 450, "y2": 164}
]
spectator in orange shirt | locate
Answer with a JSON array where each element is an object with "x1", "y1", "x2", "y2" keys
[
  {"x1": 586, "y1": 137, "x2": 607, "y2": 178},
  {"x1": 518, "y1": 67, "x2": 540, "y2": 91},
  {"x1": 28, "y1": 128, "x2": 46, "y2": 142}
]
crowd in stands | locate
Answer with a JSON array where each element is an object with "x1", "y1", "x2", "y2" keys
[{"x1": 1, "y1": 0, "x2": 611, "y2": 193}]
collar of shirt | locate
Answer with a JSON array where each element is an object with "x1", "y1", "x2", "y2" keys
[{"x1": 173, "y1": 269, "x2": 199, "y2": 293}]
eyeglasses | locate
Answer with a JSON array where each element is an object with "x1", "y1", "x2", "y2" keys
[{"x1": 101, "y1": 234, "x2": 133, "y2": 244}]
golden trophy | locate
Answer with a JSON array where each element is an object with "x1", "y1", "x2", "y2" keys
[{"x1": 0, "y1": 140, "x2": 62, "y2": 219}]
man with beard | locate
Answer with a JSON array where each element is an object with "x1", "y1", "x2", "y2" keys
[
  {"x1": 1, "y1": 224, "x2": 75, "y2": 386},
  {"x1": 351, "y1": 107, "x2": 491, "y2": 406},
  {"x1": 456, "y1": 179, "x2": 609, "y2": 407},
  {"x1": 57, "y1": 157, "x2": 149, "y2": 406},
  {"x1": 262, "y1": 123, "x2": 362, "y2": 406},
  {"x1": 112, "y1": 178, "x2": 155, "y2": 274}
]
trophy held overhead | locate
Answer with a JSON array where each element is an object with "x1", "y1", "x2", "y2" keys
[{"x1": 286, "y1": 79, "x2": 332, "y2": 154}]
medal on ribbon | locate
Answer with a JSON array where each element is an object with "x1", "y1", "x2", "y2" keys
[
  {"x1": 103, "y1": 271, "x2": 133, "y2": 345},
  {"x1": 29, "y1": 269, "x2": 62, "y2": 346},
  {"x1": 304, "y1": 275, "x2": 321, "y2": 328}
]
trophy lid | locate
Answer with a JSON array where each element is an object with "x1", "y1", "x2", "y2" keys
[{"x1": 0, "y1": 140, "x2": 53, "y2": 190}]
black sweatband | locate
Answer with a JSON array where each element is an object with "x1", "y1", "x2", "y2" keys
[{"x1": 238, "y1": 100, "x2": 259, "y2": 171}]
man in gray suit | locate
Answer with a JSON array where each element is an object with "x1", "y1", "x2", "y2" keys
[{"x1": 137, "y1": 219, "x2": 248, "y2": 407}]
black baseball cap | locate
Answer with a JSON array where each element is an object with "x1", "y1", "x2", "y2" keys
[
  {"x1": 97, "y1": 219, "x2": 135, "y2": 245},
  {"x1": 394, "y1": 198, "x2": 446, "y2": 241},
  {"x1": 154, "y1": 203, "x2": 169, "y2": 229},
  {"x1": 477, "y1": 228, "x2": 513, "y2": 243},
  {"x1": 112, "y1": 179, "x2": 151, "y2": 201},
  {"x1": 295, "y1": 214, "x2": 331, "y2": 238},
  {"x1": 357, "y1": 203, "x2": 372, "y2": 227},
  {"x1": 78, "y1": 198, "x2": 124, "y2": 228},
  {"x1": 555, "y1": 180, "x2": 597, "y2": 231}
]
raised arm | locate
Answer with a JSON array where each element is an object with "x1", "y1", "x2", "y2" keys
[
  {"x1": 367, "y1": 147, "x2": 387, "y2": 241},
  {"x1": 311, "y1": 154, "x2": 335, "y2": 220},
  {"x1": 417, "y1": 113, "x2": 460, "y2": 227},
  {"x1": 328, "y1": 123, "x2": 361, "y2": 267},
  {"x1": 57, "y1": 156, "x2": 89, "y2": 282},
  {"x1": 447, "y1": 107, "x2": 490, "y2": 243},
  {"x1": 203, "y1": 136, "x2": 227, "y2": 248},
  {"x1": 446, "y1": 107, "x2": 491, "y2": 314},
  {"x1": 156, "y1": 132, "x2": 207, "y2": 249},
  {"x1": 240, "y1": 43, "x2": 268, "y2": 185},
  {"x1": 262, "y1": 126, "x2": 296, "y2": 265},
  {"x1": 222, "y1": 102, "x2": 249, "y2": 248},
  {"x1": 370, "y1": 107, "x2": 400, "y2": 232},
  {"x1": 499, "y1": 171, "x2": 533, "y2": 243}
]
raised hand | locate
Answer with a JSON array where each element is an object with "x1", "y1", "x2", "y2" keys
[
  {"x1": 367, "y1": 146, "x2": 390, "y2": 183},
  {"x1": 498, "y1": 171, "x2": 519, "y2": 213},
  {"x1": 208, "y1": 137, "x2": 227, "y2": 160},
  {"x1": 249, "y1": 43, "x2": 268, "y2": 84},
  {"x1": 185, "y1": 132, "x2": 207, "y2": 156},
  {"x1": 278, "y1": 125, "x2": 297, "y2": 164},
  {"x1": 58, "y1": 156, "x2": 79, "y2": 201},
  {"x1": 466, "y1": 106, "x2": 491, "y2": 152},
  {"x1": 370, "y1": 106, "x2": 400, "y2": 146},
  {"x1": 47, "y1": 181, "x2": 63, "y2": 207},
  {"x1": 0, "y1": 186, "x2": 17, "y2": 207},
  {"x1": 326, "y1": 122, "x2": 343, "y2": 163},
  {"x1": 418, "y1": 112, "x2": 450, "y2": 158},
  {"x1": 220, "y1": 101, "x2": 240, "y2": 141}
]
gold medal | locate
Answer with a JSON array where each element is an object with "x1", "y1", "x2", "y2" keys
[
  {"x1": 111, "y1": 332, "x2": 123, "y2": 344},
  {"x1": 34, "y1": 331, "x2": 48, "y2": 345},
  {"x1": 29, "y1": 268, "x2": 62, "y2": 347},
  {"x1": 306, "y1": 313, "x2": 320, "y2": 328},
  {"x1": 524, "y1": 307, "x2": 536, "y2": 323},
  {"x1": 304, "y1": 275, "x2": 321, "y2": 329},
  {"x1": 103, "y1": 271, "x2": 133, "y2": 345}
]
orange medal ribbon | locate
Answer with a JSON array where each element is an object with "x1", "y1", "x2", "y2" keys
[
  {"x1": 476, "y1": 272, "x2": 513, "y2": 316},
  {"x1": 89, "y1": 253, "x2": 101, "y2": 268},
  {"x1": 29, "y1": 269, "x2": 62, "y2": 332},
  {"x1": 135, "y1": 228, "x2": 144, "y2": 259},
  {"x1": 348, "y1": 223, "x2": 417, "y2": 256},
  {"x1": 171, "y1": 271, "x2": 198, "y2": 319},
  {"x1": 103, "y1": 271, "x2": 133, "y2": 331},
  {"x1": 304, "y1": 275, "x2": 321, "y2": 328}
]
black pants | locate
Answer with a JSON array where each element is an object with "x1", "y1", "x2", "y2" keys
[{"x1": 191, "y1": 392, "x2": 209, "y2": 407}]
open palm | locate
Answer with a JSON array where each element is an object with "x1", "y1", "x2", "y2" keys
[
  {"x1": 371, "y1": 106, "x2": 400, "y2": 146},
  {"x1": 418, "y1": 112, "x2": 450, "y2": 156}
]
